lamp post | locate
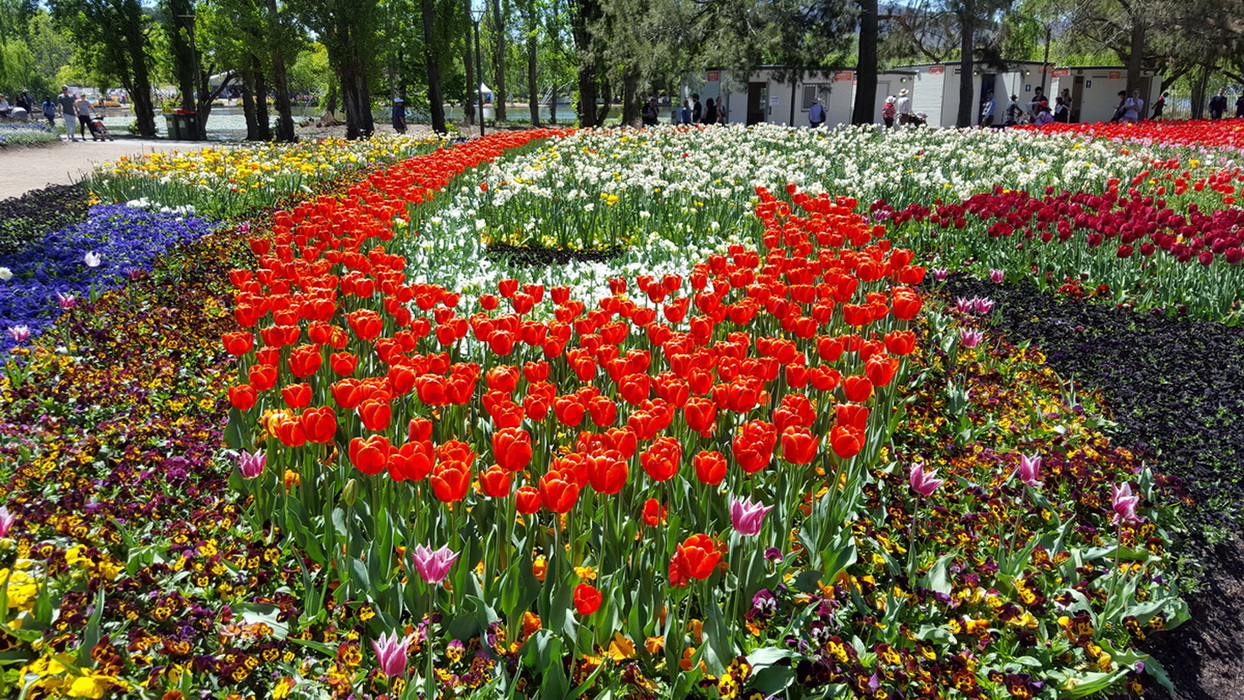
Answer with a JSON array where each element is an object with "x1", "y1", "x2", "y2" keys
[{"x1": 470, "y1": 7, "x2": 485, "y2": 138}]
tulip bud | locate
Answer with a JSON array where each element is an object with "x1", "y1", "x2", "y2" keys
[{"x1": 342, "y1": 478, "x2": 359, "y2": 506}]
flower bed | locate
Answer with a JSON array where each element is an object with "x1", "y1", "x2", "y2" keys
[
  {"x1": 0, "y1": 184, "x2": 91, "y2": 257},
  {"x1": 0, "y1": 204, "x2": 216, "y2": 353},
  {"x1": 0, "y1": 125, "x2": 1217, "y2": 698},
  {"x1": 0, "y1": 123, "x2": 59, "y2": 147},
  {"x1": 88, "y1": 135, "x2": 447, "y2": 218}
]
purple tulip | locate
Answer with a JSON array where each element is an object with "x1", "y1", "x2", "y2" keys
[
  {"x1": 729, "y1": 494, "x2": 774, "y2": 536},
  {"x1": 973, "y1": 297, "x2": 995, "y2": 314},
  {"x1": 1017, "y1": 454, "x2": 1041, "y2": 487},
  {"x1": 989, "y1": 269, "x2": 1005, "y2": 283},
  {"x1": 932, "y1": 268, "x2": 949, "y2": 281},
  {"x1": 1111, "y1": 483, "x2": 1143, "y2": 524},
  {"x1": 56, "y1": 292, "x2": 76, "y2": 310},
  {"x1": 0, "y1": 506, "x2": 14, "y2": 538},
  {"x1": 960, "y1": 328, "x2": 985, "y2": 348},
  {"x1": 237, "y1": 449, "x2": 266, "y2": 479},
  {"x1": 411, "y1": 543, "x2": 460, "y2": 585},
  {"x1": 954, "y1": 297, "x2": 975, "y2": 314},
  {"x1": 909, "y1": 464, "x2": 944, "y2": 498},
  {"x1": 7, "y1": 325, "x2": 29, "y2": 342},
  {"x1": 371, "y1": 630, "x2": 414, "y2": 678}
]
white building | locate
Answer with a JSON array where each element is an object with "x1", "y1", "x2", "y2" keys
[
  {"x1": 1048, "y1": 67, "x2": 1162, "y2": 122},
  {"x1": 892, "y1": 61, "x2": 1053, "y2": 127},
  {"x1": 686, "y1": 67, "x2": 917, "y2": 127}
]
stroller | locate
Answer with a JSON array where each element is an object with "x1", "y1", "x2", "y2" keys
[{"x1": 88, "y1": 113, "x2": 113, "y2": 141}]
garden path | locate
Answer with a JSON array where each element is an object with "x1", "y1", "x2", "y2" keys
[{"x1": 0, "y1": 138, "x2": 208, "y2": 199}]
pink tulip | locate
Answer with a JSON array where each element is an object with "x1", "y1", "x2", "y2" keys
[
  {"x1": 960, "y1": 328, "x2": 985, "y2": 348},
  {"x1": 729, "y1": 494, "x2": 773, "y2": 536},
  {"x1": 989, "y1": 269, "x2": 1005, "y2": 283},
  {"x1": 7, "y1": 325, "x2": 29, "y2": 342},
  {"x1": 411, "y1": 543, "x2": 459, "y2": 585},
  {"x1": 1111, "y1": 483, "x2": 1143, "y2": 524},
  {"x1": 954, "y1": 297, "x2": 975, "y2": 314},
  {"x1": 56, "y1": 292, "x2": 76, "y2": 310},
  {"x1": 932, "y1": 268, "x2": 949, "y2": 281},
  {"x1": 371, "y1": 631, "x2": 413, "y2": 678},
  {"x1": 0, "y1": 506, "x2": 14, "y2": 538},
  {"x1": 909, "y1": 464, "x2": 944, "y2": 498},
  {"x1": 1017, "y1": 453, "x2": 1041, "y2": 487},
  {"x1": 973, "y1": 297, "x2": 995, "y2": 314},
  {"x1": 237, "y1": 449, "x2": 266, "y2": 479}
]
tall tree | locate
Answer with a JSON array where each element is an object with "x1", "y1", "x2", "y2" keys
[
  {"x1": 569, "y1": 0, "x2": 601, "y2": 126},
  {"x1": 161, "y1": 0, "x2": 197, "y2": 112},
  {"x1": 489, "y1": 0, "x2": 507, "y2": 120},
  {"x1": 266, "y1": 0, "x2": 296, "y2": 141},
  {"x1": 853, "y1": 0, "x2": 879, "y2": 124},
  {"x1": 290, "y1": 0, "x2": 379, "y2": 138},
  {"x1": 50, "y1": 0, "x2": 158, "y2": 137},
  {"x1": 421, "y1": 0, "x2": 447, "y2": 132}
]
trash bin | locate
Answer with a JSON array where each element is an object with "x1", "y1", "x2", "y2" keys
[{"x1": 163, "y1": 111, "x2": 200, "y2": 140}]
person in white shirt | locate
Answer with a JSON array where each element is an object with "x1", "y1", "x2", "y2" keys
[
  {"x1": 895, "y1": 89, "x2": 913, "y2": 125},
  {"x1": 980, "y1": 91, "x2": 996, "y2": 127},
  {"x1": 1121, "y1": 89, "x2": 1144, "y2": 121}
]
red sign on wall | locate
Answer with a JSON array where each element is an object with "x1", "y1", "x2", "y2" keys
[
  {"x1": 834, "y1": 71, "x2": 853, "y2": 81},
  {"x1": 929, "y1": 66, "x2": 945, "y2": 75},
  {"x1": 1109, "y1": 71, "x2": 1122, "y2": 80},
  {"x1": 706, "y1": 71, "x2": 720, "y2": 82},
  {"x1": 1052, "y1": 68, "x2": 1070, "y2": 78}
]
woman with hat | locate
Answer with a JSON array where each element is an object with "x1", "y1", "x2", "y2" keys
[
  {"x1": 895, "y1": 89, "x2": 913, "y2": 126},
  {"x1": 391, "y1": 96, "x2": 407, "y2": 133}
]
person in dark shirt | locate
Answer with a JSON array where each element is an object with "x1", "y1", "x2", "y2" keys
[
  {"x1": 703, "y1": 98, "x2": 717, "y2": 125},
  {"x1": 1209, "y1": 89, "x2": 1227, "y2": 119},
  {"x1": 391, "y1": 97, "x2": 406, "y2": 133},
  {"x1": 640, "y1": 97, "x2": 658, "y2": 126},
  {"x1": 691, "y1": 93, "x2": 702, "y2": 123},
  {"x1": 1151, "y1": 92, "x2": 1167, "y2": 119}
]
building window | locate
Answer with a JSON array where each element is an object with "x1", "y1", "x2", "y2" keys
[{"x1": 802, "y1": 84, "x2": 828, "y2": 111}]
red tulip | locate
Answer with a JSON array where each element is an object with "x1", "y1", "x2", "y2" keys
[
  {"x1": 515, "y1": 485, "x2": 541, "y2": 514},
  {"x1": 780, "y1": 426, "x2": 819, "y2": 464},
  {"x1": 693, "y1": 450, "x2": 727, "y2": 485},
  {"x1": 300, "y1": 405, "x2": 338, "y2": 443},
  {"x1": 430, "y1": 460, "x2": 472, "y2": 502},
  {"x1": 350, "y1": 435, "x2": 392, "y2": 475},
  {"x1": 479, "y1": 465, "x2": 512, "y2": 498},
  {"x1": 669, "y1": 534, "x2": 723, "y2": 587},
  {"x1": 492, "y1": 428, "x2": 532, "y2": 472},
  {"x1": 843, "y1": 375, "x2": 874, "y2": 403},
  {"x1": 539, "y1": 469, "x2": 580, "y2": 513},
  {"x1": 573, "y1": 583, "x2": 602, "y2": 615},
  {"x1": 222, "y1": 331, "x2": 254, "y2": 356},
  {"x1": 358, "y1": 398, "x2": 392, "y2": 431},
  {"x1": 388, "y1": 441, "x2": 434, "y2": 481},
  {"x1": 586, "y1": 452, "x2": 628, "y2": 495},
  {"x1": 830, "y1": 425, "x2": 864, "y2": 459},
  {"x1": 228, "y1": 384, "x2": 257, "y2": 410}
]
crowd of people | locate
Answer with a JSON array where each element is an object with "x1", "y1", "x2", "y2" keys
[
  {"x1": 1207, "y1": 88, "x2": 1244, "y2": 120},
  {"x1": 0, "y1": 86, "x2": 111, "y2": 141},
  {"x1": 644, "y1": 94, "x2": 728, "y2": 126}
]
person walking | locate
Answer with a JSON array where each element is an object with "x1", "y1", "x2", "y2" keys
[
  {"x1": 702, "y1": 98, "x2": 717, "y2": 125},
  {"x1": 57, "y1": 86, "x2": 77, "y2": 141},
  {"x1": 641, "y1": 97, "x2": 659, "y2": 127},
  {"x1": 895, "y1": 89, "x2": 913, "y2": 125},
  {"x1": 1152, "y1": 91, "x2": 1167, "y2": 119},
  {"x1": 1121, "y1": 89, "x2": 1144, "y2": 122},
  {"x1": 691, "y1": 93, "x2": 703, "y2": 124},
  {"x1": 979, "y1": 90, "x2": 995, "y2": 127},
  {"x1": 74, "y1": 92, "x2": 95, "y2": 140},
  {"x1": 391, "y1": 97, "x2": 406, "y2": 133},
  {"x1": 882, "y1": 95, "x2": 896, "y2": 128},
  {"x1": 1209, "y1": 89, "x2": 1228, "y2": 119},
  {"x1": 40, "y1": 96, "x2": 56, "y2": 127},
  {"x1": 808, "y1": 96, "x2": 825, "y2": 127}
]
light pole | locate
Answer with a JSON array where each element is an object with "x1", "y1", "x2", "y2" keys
[{"x1": 470, "y1": 7, "x2": 485, "y2": 138}]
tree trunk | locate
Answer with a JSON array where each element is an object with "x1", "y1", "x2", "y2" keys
[
  {"x1": 852, "y1": 0, "x2": 878, "y2": 124},
  {"x1": 195, "y1": 70, "x2": 232, "y2": 140},
  {"x1": 527, "y1": 20, "x2": 538, "y2": 125},
  {"x1": 323, "y1": 82, "x2": 339, "y2": 123},
  {"x1": 240, "y1": 73, "x2": 260, "y2": 140},
  {"x1": 464, "y1": 13, "x2": 475, "y2": 125},
  {"x1": 621, "y1": 70, "x2": 638, "y2": 126},
  {"x1": 571, "y1": 0, "x2": 599, "y2": 127},
  {"x1": 490, "y1": 0, "x2": 507, "y2": 121},
  {"x1": 421, "y1": 0, "x2": 446, "y2": 132},
  {"x1": 167, "y1": 0, "x2": 197, "y2": 112},
  {"x1": 267, "y1": 0, "x2": 296, "y2": 142},
  {"x1": 1190, "y1": 66, "x2": 1208, "y2": 120},
  {"x1": 123, "y1": 0, "x2": 157, "y2": 137},
  {"x1": 549, "y1": 80, "x2": 557, "y2": 124},
  {"x1": 956, "y1": 0, "x2": 975, "y2": 129},
  {"x1": 254, "y1": 62, "x2": 272, "y2": 141},
  {"x1": 1125, "y1": 17, "x2": 1146, "y2": 96},
  {"x1": 595, "y1": 78, "x2": 611, "y2": 125}
]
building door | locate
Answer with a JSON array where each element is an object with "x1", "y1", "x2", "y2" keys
[
  {"x1": 979, "y1": 73, "x2": 997, "y2": 125},
  {"x1": 1071, "y1": 76, "x2": 1085, "y2": 123},
  {"x1": 873, "y1": 81, "x2": 891, "y2": 123},
  {"x1": 747, "y1": 82, "x2": 767, "y2": 125}
]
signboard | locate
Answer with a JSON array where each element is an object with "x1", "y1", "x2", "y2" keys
[
  {"x1": 1052, "y1": 69, "x2": 1070, "y2": 78},
  {"x1": 769, "y1": 96, "x2": 779, "y2": 105},
  {"x1": 1109, "y1": 71, "x2": 1122, "y2": 80},
  {"x1": 706, "y1": 71, "x2": 720, "y2": 82},
  {"x1": 929, "y1": 65, "x2": 945, "y2": 75},
  {"x1": 834, "y1": 71, "x2": 853, "y2": 82}
]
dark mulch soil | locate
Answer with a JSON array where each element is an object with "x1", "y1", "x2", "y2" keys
[
  {"x1": 485, "y1": 242, "x2": 624, "y2": 267},
  {"x1": 0, "y1": 183, "x2": 92, "y2": 256},
  {"x1": 936, "y1": 276, "x2": 1244, "y2": 699}
]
